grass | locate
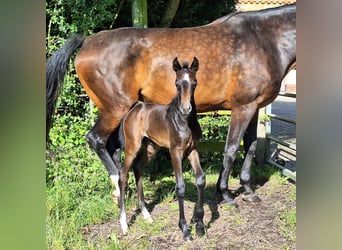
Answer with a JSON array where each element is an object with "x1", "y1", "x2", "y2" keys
[
  {"x1": 46, "y1": 178, "x2": 119, "y2": 249},
  {"x1": 47, "y1": 141, "x2": 295, "y2": 249}
]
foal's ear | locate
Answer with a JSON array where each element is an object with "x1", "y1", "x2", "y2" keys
[
  {"x1": 173, "y1": 57, "x2": 182, "y2": 72},
  {"x1": 190, "y1": 57, "x2": 199, "y2": 72}
]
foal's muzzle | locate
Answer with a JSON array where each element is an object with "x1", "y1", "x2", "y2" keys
[{"x1": 180, "y1": 103, "x2": 192, "y2": 115}]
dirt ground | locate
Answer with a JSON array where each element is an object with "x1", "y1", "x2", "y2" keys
[{"x1": 82, "y1": 176, "x2": 296, "y2": 250}]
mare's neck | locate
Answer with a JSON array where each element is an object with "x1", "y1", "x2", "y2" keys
[
  {"x1": 257, "y1": 6, "x2": 296, "y2": 74},
  {"x1": 237, "y1": 5, "x2": 296, "y2": 76}
]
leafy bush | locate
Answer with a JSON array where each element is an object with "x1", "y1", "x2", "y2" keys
[
  {"x1": 46, "y1": 113, "x2": 110, "y2": 197},
  {"x1": 198, "y1": 112, "x2": 230, "y2": 141}
]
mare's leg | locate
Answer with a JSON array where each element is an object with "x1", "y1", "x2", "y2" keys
[
  {"x1": 86, "y1": 114, "x2": 124, "y2": 202},
  {"x1": 243, "y1": 111, "x2": 258, "y2": 157},
  {"x1": 241, "y1": 111, "x2": 261, "y2": 202},
  {"x1": 187, "y1": 149, "x2": 206, "y2": 237},
  {"x1": 170, "y1": 149, "x2": 192, "y2": 241},
  {"x1": 133, "y1": 140, "x2": 158, "y2": 222},
  {"x1": 216, "y1": 104, "x2": 258, "y2": 206},
  {"x1": 106, "y1": 128, "x2": 122, "y2": 166}
]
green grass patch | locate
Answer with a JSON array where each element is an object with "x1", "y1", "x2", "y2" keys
[{"x1": 279, "y1": 209, "x2": 296, "y2": 242}]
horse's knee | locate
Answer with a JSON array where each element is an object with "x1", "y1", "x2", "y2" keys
[
  {"x1": 223, "y1": 147, "x2": 237, "y2": 164},
  {"x1": 86, "y1": 130, "x2": 105, "y2": 151},
  {"x1": 86, "y1": 131, "x2": 95, "y2": 146}
]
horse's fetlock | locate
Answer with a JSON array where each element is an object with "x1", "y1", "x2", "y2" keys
[
  {"x1": 240, "y1": 171, "x2": 250, "y2": 184},
  {"x1": 176, "y1": 184, "x2": 186, "y2": 198}
]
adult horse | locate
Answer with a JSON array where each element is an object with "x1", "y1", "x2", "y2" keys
[{"x1": 46, "y1": 4, "x2": 296, "y2": 205}]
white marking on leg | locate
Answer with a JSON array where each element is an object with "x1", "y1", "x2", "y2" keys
[
  {"x1": 110, "y1": 175, "x2": 120, "y2": 199},
  {"x1": 142, "y1": 207, "x2": 153, "y2": 223},
  {"x1": 120, "y1": 212, "x2": 129, "y2": 235}
]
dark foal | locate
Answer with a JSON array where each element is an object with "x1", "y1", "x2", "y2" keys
[{"x1": 118, "y1": 57, "x2": 205, "y2": 241}]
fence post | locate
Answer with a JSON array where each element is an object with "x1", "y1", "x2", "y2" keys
[{"x1": 256, "y1": 107, "x2": 266, "y2": 165}]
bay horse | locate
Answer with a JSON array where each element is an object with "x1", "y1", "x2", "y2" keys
[
  {"x1": 118, "y1": 57, "x2": 204, "y2": 240},
  {"x1": 46, "y1": 4, "x2": 296, "y2": 206}
]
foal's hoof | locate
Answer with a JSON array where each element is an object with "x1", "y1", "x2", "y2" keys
[
  {"x1": 219, "y1": 199, "x2": 238, "y2": 208},
  {"x1": 241, "y1": 192, "x2": 261, "y2": 202},
  {"x1": 183, "y1": 232, "x2": 193, "y2": 242},
  {"x1": 121, "y1": 229, "x2": 128, "y2": 236},
  {"x1": 146, "y1": 216, "x2": 154, "y2": 223},
  {"x1": 216, "y1": 192, "x2": 238, "y2": 208},
  {"x1": 195, "y1": 224, "x2": 205, "y2": 237}
]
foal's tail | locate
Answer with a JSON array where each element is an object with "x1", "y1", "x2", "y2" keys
[{"x1": 46, "y1": 34, "x2": 84, "y2": 143}]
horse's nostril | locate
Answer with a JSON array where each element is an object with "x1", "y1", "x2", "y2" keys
[{"x1": 181, "y1": 103, "x2": 192, "y2": 114}]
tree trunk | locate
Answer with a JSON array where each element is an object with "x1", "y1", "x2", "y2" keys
[
  {"x1": 132, "y1": 0, "x2": 148, "y2": 28},
  {"x1": 160, "y1": 0, "x2": 180, "y2": 28}
]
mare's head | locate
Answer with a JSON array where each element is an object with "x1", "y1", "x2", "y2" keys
[{"x1": 172, "y1": 57, "x2": 199, "y2": 116}]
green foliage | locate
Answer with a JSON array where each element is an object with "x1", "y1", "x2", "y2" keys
[
  {"x1": 279, "y1": 209, "x2": 296, "y2": 242},
  {"x1": 172, "y1": 0, "x2": 237, "y2": 27},
  {"x1": 46, "y1": 0, "x2": 119, "y2": 37},
  {"x1": 198, "y1": 113, "x2": 230, "y2": 141},
  {"x1": 147, "y1": 0, "x2": 236, "y2": 27},
  {"x1": 259, "y1": 113, "x2": 271, "y2": 124},
  {"x1": 46, "y1": 114, "x2": 107, "y2": 197}
]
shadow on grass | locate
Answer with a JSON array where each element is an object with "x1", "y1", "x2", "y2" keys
[{"x1": 125, "y1": 148, "x2": 281, "y2": 231}]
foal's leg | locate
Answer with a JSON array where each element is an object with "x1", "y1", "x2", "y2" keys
[
  {"x1": 241, "y1": 111, "x2": 261, "y2": 202},
  {"x1": 187, "y1": 149, "x2": 206, "y2": 236},
  {"x1": 217, "y1": 104, "x2": 258, "y2": 206},
  {"x1": 170, "y1": 149, "x2": 192, "y2": 241},
  {"x1": 119, "y1": 141, "x2": 142, "y2": 235},
  {"x1": 133, "y1": 141, "x2": 158, "y2": 223}
]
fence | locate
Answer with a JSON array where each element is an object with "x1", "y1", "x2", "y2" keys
[
  {"x1": 197, "y1": 92, "x2": 296, "y2": 182},
  {"x1": 258, "y1": 92, "x2": 296, "y2": 181}
]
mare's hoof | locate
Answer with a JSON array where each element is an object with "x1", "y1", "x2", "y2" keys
[
  {"x1": 216, "y1": 191, "x2": 238, "y2": 208},
  {"x1": 242, "y1": 192, "x2": 261, "y2": 202},
  {"x1": 219, "y1": 198, "x2": 238, "y2": 208}
]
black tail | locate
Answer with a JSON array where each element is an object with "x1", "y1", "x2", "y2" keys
[{"x1": 46, "y1": 34, "x2": 84, "y2": 143}]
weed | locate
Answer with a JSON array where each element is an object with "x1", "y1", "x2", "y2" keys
[{"x1": 279, "y1": 209, "x2": 296, "y2": 242}]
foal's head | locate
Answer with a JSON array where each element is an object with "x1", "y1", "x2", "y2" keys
[{"x1": 172, "y1": 57, "x2": 199, "y2": 116}]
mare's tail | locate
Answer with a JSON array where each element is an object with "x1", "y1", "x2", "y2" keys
[{"x1": 46, "y1": 34, "x2": 84, "y2": 143}]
